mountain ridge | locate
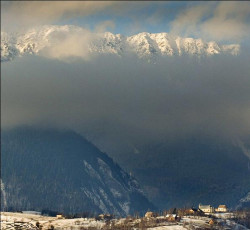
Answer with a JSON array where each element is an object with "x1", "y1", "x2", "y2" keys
[{"x1": 1, "y1": 25, "x2": 240, "y2": 62}]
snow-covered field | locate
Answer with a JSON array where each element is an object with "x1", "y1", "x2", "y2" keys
[
  {"x1": 148, "y1": 226, "x2": 185, "y2": 230},
  {"x1": 1, "y1": 212, "x2": 249, "y2": 230},
  {"x1": 1, "y1": 212, "x2": 105, "y2": 230}
]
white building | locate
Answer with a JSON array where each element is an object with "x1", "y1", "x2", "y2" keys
[
  {"x1": 198, "y1": 204, "x2": 215, "y2": 213},
  {"x1": 216, "y1": 205, "x2": 227, "y2": 212}
]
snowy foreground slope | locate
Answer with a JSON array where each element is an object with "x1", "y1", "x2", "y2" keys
[
  {"x1": 1, "y1": 212, "x2": 249, "y2": 230},
  {"x1": 1, "y1": 25, "x2": 240, "y2": 62}
]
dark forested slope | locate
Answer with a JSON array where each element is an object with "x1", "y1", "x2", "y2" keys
[
  {"x1": 113, "y1": 136, "x2": 250, "y2": 209},
  {"x1": 1, "y1": 127, "x2": 154, "y2": 216}
]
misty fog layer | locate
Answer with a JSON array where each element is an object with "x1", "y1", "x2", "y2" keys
[{"x1": 2, "y1": 52, "x2": 250, "y2": 152}]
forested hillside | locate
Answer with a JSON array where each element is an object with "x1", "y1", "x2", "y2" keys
[{"x1": 1, "y1": 127, "x2": 154, "y2": 216}]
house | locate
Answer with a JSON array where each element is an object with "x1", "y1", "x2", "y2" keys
[
  {"x1": 188, "y1": 208, "x2": 204, "y2": 215},
  {"x1": 98, "y1": 214, "x2": 113, "y2": 220},
  {"x1": 145, "y1": 211, "x2": 156, "y2": 218},
  {"x1": 166, "y1": 214, "x2": 178, "y2": 222},
  {"x1": 56, "y1": 214, "x2": 63, "y2": 219},
  {"x1": 198, "y1": 204, "x2": 215, "y2": 213},
  {"x1": 188, "y1": 208, "x2": 197, "y2": 214},
  {"x1": 209, "y1": 219, "x2": 215, "y2": 225},
  {"x1": 98, "y1": 214, "x2": 105, "y2": 219},
  {"x1": 216, "y1": 205, "x2": 227, "y2": 212}
]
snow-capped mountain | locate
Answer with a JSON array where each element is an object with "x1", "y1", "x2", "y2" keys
[
  {"x1": 1, "y1": 127, "x2": 154, "y2": 216},
  {"x1": 1, "y1": 25, "x2": 240, "y2": 62}
]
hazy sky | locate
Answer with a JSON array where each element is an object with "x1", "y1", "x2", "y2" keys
[{"x1": 1, "y1": 1, "x2": 250, "y2": 154}]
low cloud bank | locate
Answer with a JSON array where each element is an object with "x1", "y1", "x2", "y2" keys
[{"x1": 2, "y1": 50, "x2": 250, "y2": 152}]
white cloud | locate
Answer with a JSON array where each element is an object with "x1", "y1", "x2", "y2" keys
[
  {"x1": 39, "y1": 28, "x2": 97, "y2": 61},
  {"x1": 1, "y1": 1, "x2": 118, "y2": 32},
  {"x1": 201, "y1": 2, "x2": 250, "y2": 42},
  {"x1": 170, "y1": 3, "x2": 212, "y2": 37},
  {"x1": 170, "y1": 2, "x2": 250, "y2": 42}
]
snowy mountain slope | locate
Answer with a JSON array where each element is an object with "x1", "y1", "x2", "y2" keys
[
  {"x1": 1, "y1": 32, "x2": 19, "y2": 62},
  {"x1": 238, "y1": 192, "x2": 250, "y2": 209},
  {"x1": 240, "y1": 192, "x2": 250, "y2": 203},
  {"x1": 1, "y1": 127, "x2": 154, "y2": 216},
  {"x1": 1, "y1": 25, "x2": 240, "y2": 61}
]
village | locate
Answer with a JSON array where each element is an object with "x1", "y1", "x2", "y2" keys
[
  {"x1": 144, "y1": 204, "x2": 228, "y2": 218},
  {"x1": 1, "y1": 204, "x2": 250, "y2": 230}
]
